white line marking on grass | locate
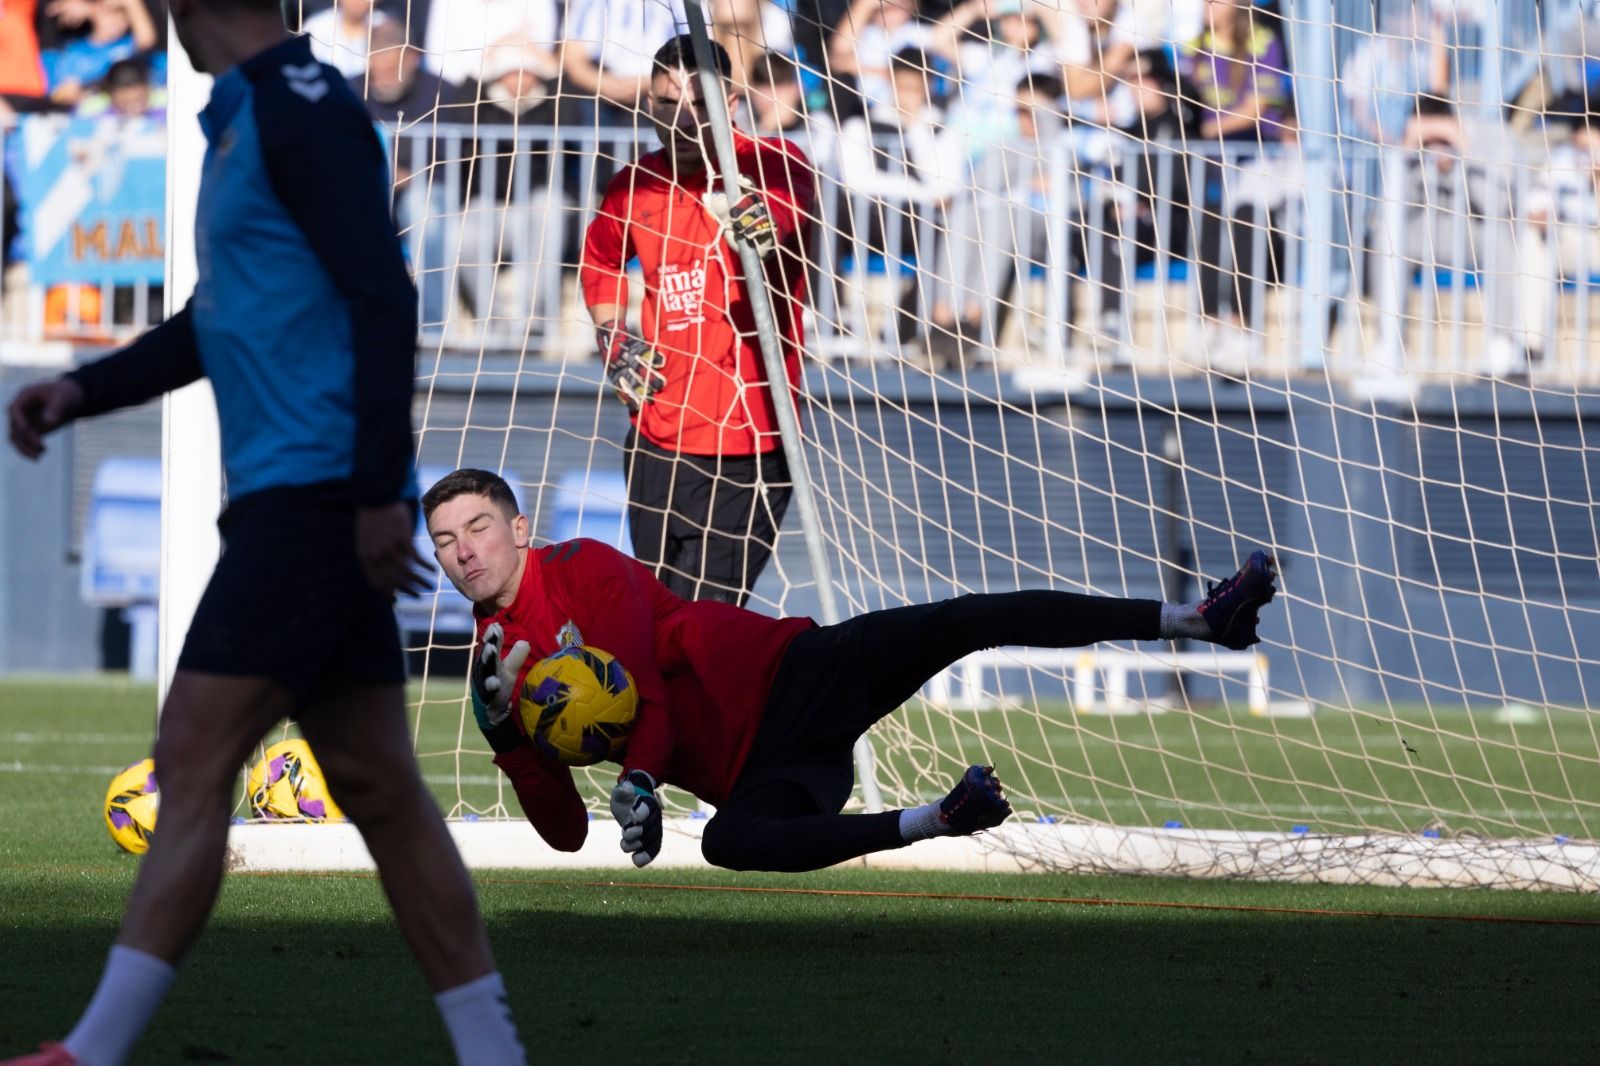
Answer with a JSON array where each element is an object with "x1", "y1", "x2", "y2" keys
[
  {"x1": 3, "y1": 732, "x2": 154, "y2": 745},
  {"x1": 0, "y1": 760, "x2": 502, "y2": 789}
]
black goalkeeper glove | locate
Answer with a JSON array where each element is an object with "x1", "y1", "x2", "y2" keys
[
  {"x1": 471, "y1": 622, "x2": 532, "y2": 754},
  {"x1": 608, "y1": 769, "x2": 663, "y2": 867},
  {"x1": 596, "y1": 320, "x2": 667, "y2": 414}
]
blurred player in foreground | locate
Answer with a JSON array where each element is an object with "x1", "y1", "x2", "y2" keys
[
  {"x1": 423, "y1": 468, "x2": 1279, "y2": 872},
  {"x1": 4, "y1": 2, "x2": 523, "y2": 1064}
]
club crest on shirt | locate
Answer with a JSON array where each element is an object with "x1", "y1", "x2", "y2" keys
[{"x1": 555, "y1": 620, "x2": 583, "y2": 649}]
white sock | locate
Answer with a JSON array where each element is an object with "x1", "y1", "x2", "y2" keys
[
  {"x1": 435, "y1": 971, "x2": 526, "y2": 1066},
  {"x1": 63, "y1": 945, "x2": 176, "y2": 1066},
  {"x1": 899, "y1": 802, "x2": 950, "y2": 842},
  {"x1": 1159, "y1": 602, "x2": 1211, "y2": 641}
]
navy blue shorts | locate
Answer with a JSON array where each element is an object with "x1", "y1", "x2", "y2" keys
[{"x1": 177, "y1": 481, "x2": 407, "y2": 706}]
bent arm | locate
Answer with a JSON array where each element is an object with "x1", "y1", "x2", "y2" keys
[
  {"x1": 493, "y1": 745, "x2": 590, "y2": 852},
  {"x1": 66, "y1": 303, "x2": 204, "y2": 418}
]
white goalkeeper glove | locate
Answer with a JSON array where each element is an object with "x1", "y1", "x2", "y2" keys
[
  {"x1": 609, "y1": 769, "x2": 663, "y2": 868},
  {"x1": 471, "y1": 622, "x2": 532, "y2": 753},
  {"x1": 703, "y1": 174, "x2": 779, "y2": 259}
]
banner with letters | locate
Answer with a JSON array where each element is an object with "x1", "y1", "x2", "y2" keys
[{"x1": 17, "y1": 115, "x2": 166, "y2": 287}]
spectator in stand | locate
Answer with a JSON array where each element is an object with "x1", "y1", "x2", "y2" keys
[
  {"x1": 300, "y1": 0, "x2": 387, "y2": 81},
  {"x1": 1178, "y1": 0, "x2": 1293, "y2": 370},
  {"x1": 837, "y1": 46, "x2": 967, "y2": 361},
  {"x1": 1339, "y1": 0, "x2": 1461, "y2": 157},
  {"x1": 73, "y1": 54, "x2": 164, "y2": 117},
  {"x1": 1057, "y1": 0, "x2": 1181, "y2": 353},
  {"x1": 353, "y1": 19, "x2": 470, "y2": 329},
  {"x1": 979, "y1": 72, "x2": 1065, "y2": 352},
  {"x1": 923, "y1": 0, "x2": 1063, "y2": 360},
  {"x1": 1515, "y1": 98, "x2": 1600, "y2": 374},
  {"x1": 40, "y1": 0, "x2": 159, "y2": 108},
  {"x1": 454, "y1": 42, "x2": 570, "y2": 337},
  {"x1": 0, "y1": 0, "x2": 48, "y2": 100},
  {"x1": 422, "y1": 0, "x2": 560, "y2": 92},
  {"x1": 356, "y1": 17, "x2": 461, "y2": 126},
  {"x1": 829, "y1": 0, "x2": 931, "y2": 115},
  {"x1": 746, "y1": 51, "x2": 835, "y2": 170},
  {"x1": 562, "y1": 0, "x2": 687, "y2": 126},
  {"x1": 1335, "y1": 2, "x2": 1466, "y2": 370},
  {"x1": 711, "y1": 0, "x2": 795, "y2": 92}
]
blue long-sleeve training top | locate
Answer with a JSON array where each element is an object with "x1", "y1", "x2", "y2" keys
[{"x1": 69, "y1": 34, "x2": 418, "y2": 506}]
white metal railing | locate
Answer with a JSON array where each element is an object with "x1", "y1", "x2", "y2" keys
[{"x1": 6, "y1": 116, "x2": 1598, "y2": 381}]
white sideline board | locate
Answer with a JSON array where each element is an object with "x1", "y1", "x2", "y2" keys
[{"x1": 222, "y1": 820, "x2": 1600, "y2": 892}]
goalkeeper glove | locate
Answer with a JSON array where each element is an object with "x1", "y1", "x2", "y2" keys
[
  {"x1": 471, "y1": 622, "x2": 532, "y2": 754},
  {"x1": 596, "y1": 320, "x2": 668, "y2": 414},
  {"x1": 703, "y1": 175, "x2": 779, "y2": 259},
  {"x1": 609, "y1": 769, "x2": 663, "y2": 868}
]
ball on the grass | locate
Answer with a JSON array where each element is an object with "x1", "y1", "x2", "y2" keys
[
  {"x1": 246, "y1": 739, "x2": 344, "y2": 821},
  {"x1": 104, "y1": 758, "x2": 159, "y2": 854},
  {"x1": 519, "y1": 646, "x2": 638, "y2": 767}
]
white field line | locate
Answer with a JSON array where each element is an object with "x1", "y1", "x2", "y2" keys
[{"x1": 0, "y1": 760, "x2": 504, "y2": 788}]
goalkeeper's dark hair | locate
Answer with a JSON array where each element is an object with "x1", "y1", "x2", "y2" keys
[
  {"x1": 422, "y1": 468, "x2": 519, "y2": 522},
  {"x1": 652, "y1": 33, "x2": 733, "y2": 81}
]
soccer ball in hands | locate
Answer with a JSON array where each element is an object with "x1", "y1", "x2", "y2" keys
[
  {"x1": 519, "y1": 646, "x2": 638, "y2": 767},
  {"x1": 246, "y1": 739, "x2": 344, "y2": 821},
  {"x1": 104, "y1": 758, "x2": 159, "y2": 854}
]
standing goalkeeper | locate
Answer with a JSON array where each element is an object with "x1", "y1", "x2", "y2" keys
[
  {"x1": 580, "y1": 34, "x2": 815, "y2": 607},
  {"x1": 3, "y1": 2, "x2": 523, "y2": 1064}
]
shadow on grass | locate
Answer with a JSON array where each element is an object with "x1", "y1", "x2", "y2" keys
[{"x1": 3, "y1": 874, "x2": 1598, "y2": 1065}]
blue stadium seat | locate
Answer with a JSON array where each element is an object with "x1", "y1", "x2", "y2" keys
[
  {"x1": 81, "y1": 456, "x2": 161, "y2": 607},
  {"x1": 551, "y1": 469, "x2": 630, "y2": 551},
  {"x1": 81, "y1": 456, "x2": 162, "y2": 678}
]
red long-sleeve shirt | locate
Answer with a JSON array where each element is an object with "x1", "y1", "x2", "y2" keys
[
  {"x1": 579, "y1": 132, "x2": 814, "y2": 457},
  {"x1": 477, "y1": 538, "x2": 815, "y2": 851}
]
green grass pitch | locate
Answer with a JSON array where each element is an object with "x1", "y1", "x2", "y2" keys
[{"x1": 3, "y1": 676, "x2": 1599, "y2": 1063}]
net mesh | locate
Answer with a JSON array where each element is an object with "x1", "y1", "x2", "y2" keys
[{"x1": 259, "y1": 0, "x2": 1600, "y2": 887}]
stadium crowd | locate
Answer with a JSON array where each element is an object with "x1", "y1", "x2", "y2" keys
[{"x1": 2, "y1": 0, "x2": 1599, "y2": 376}]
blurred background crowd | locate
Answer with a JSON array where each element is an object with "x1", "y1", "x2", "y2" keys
[{"x1": 3, "y1": 0, "x2": 1600, "y2": 379}]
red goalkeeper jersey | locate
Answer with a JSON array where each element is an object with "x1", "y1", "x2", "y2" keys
[
  {"x1": 579, "y1": 132, "x2": 814, "y2": 457},
  {"x1": 476, "y1": 538, "x2": 815, "y2": 851}
]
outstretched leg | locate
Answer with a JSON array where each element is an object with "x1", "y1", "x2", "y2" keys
[{"x1": 847, "y1": 550, "x2": 1278, "y2": 724}]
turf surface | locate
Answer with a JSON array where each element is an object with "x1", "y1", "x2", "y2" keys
[{"x1": 3, "y1": 677, "x2": 1599, "y2": 1063}]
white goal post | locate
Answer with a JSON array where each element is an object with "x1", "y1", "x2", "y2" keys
[{"x1": 154, "y1": 0, "x2": 1600, "y2": 890}]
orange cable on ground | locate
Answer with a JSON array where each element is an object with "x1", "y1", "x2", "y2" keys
[{"x1": 246, "y1": 870, "x2": 1600, "y2": 928}]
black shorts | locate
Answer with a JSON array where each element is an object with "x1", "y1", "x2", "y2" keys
[
  {"x1": 725, "y1": 620, "x2": 878, "y2": 815},
  {"x1": 623, "y1": 429, "x2": 791, "y2": 606},
  {"x1": 177, "y1": 480, "x2": 407, "y2": 706}
]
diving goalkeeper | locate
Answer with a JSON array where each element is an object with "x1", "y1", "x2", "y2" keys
[{"x1": 424, "y1": 468, "x2": 1279, "y2": 872}]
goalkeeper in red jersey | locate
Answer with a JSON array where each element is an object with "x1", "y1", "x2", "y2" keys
[
  {"x1": 423, "y1": 469, "x2": 1279, "y2": 872},
  {"x1": 579, "y1": 34, "x2": 814, "y2": 608}
]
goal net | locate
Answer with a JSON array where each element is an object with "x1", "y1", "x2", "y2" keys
[{"x1": 208, "y1": 0, "x2": 1600, "y2": 889}]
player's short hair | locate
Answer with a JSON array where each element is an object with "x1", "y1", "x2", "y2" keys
[
  {"x1": 652, "y1": 33, "x2": 733, "y2": 81},
  {"x1": 422, "y1": 468, "x2": 519, "y2": 523}
]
